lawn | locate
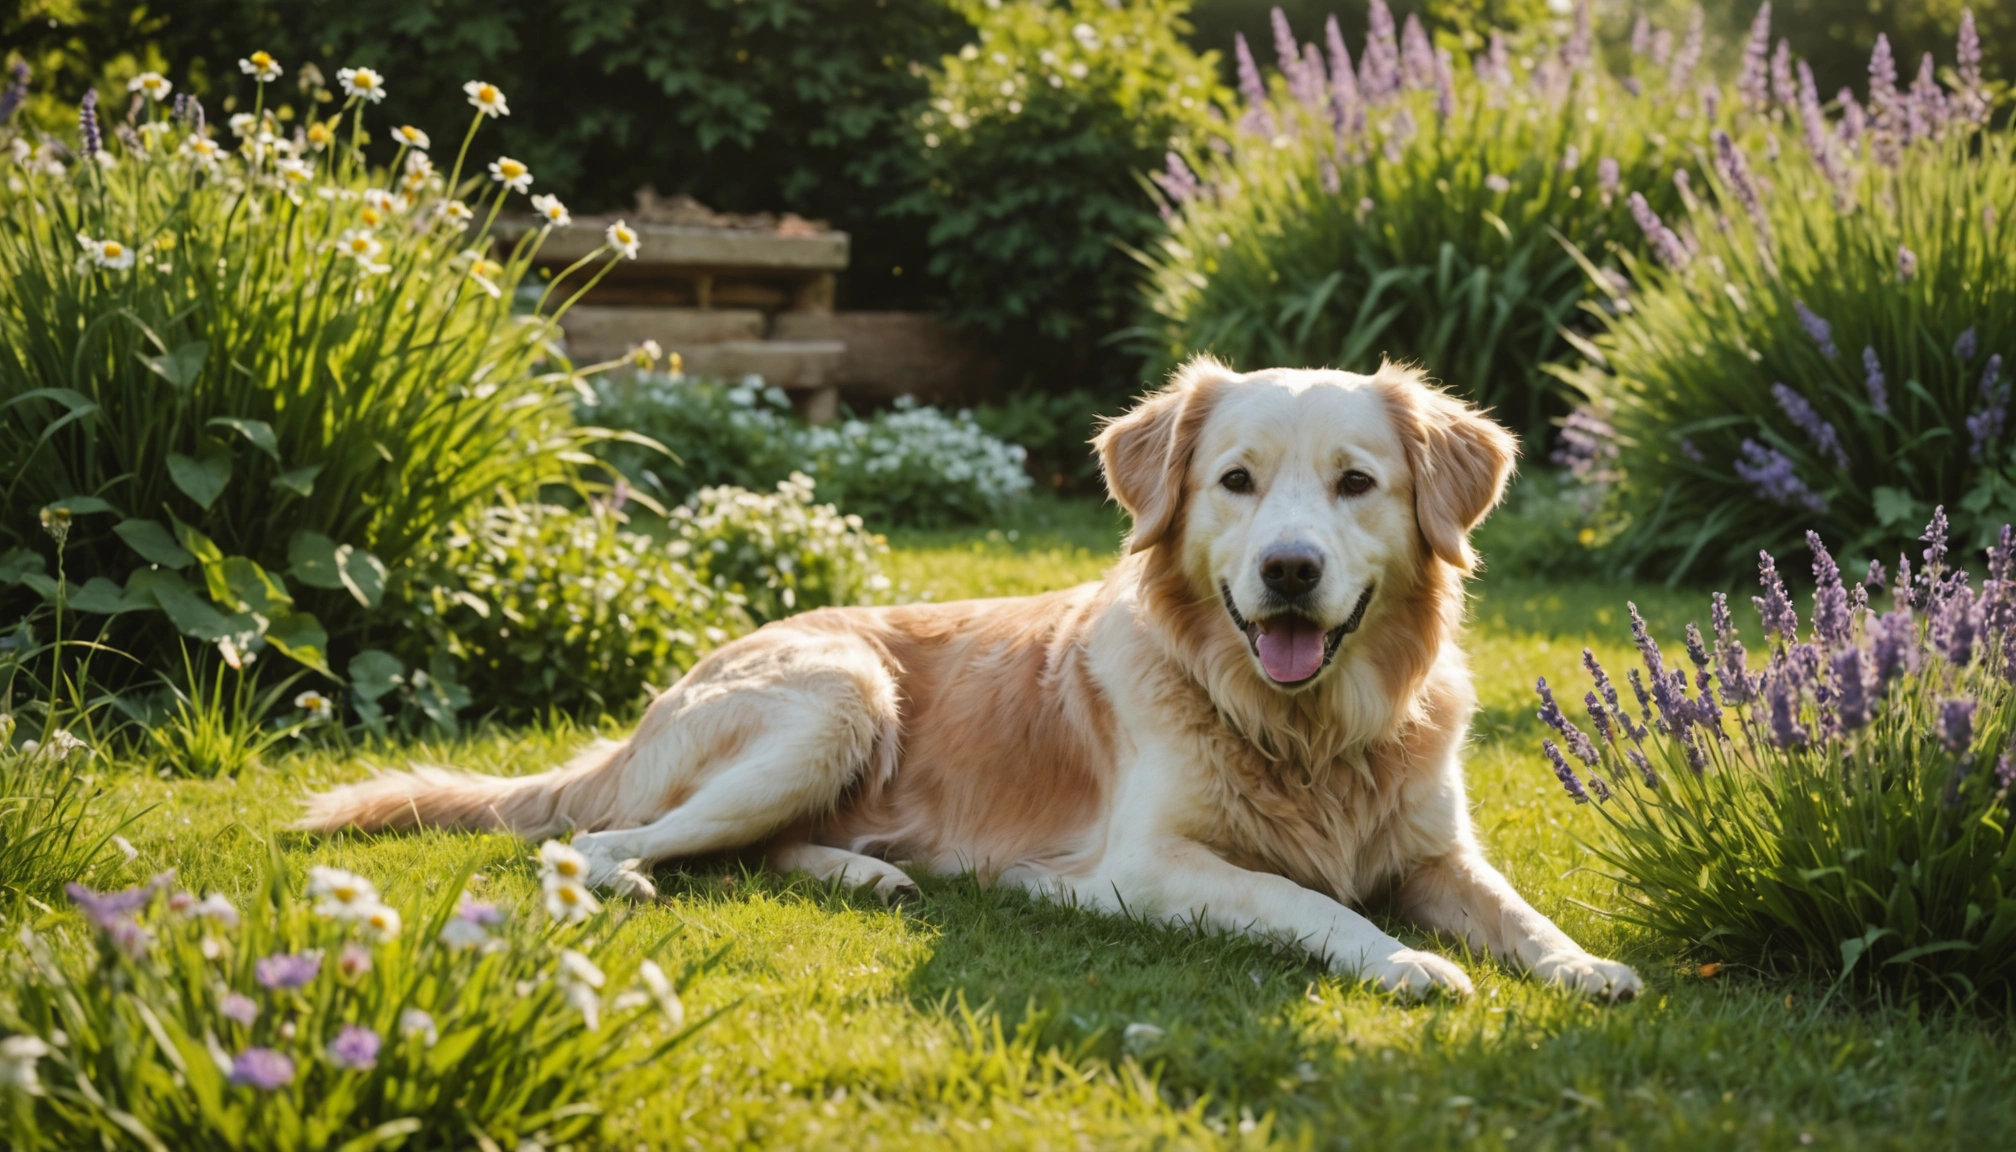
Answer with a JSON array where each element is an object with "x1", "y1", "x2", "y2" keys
[{"x1": 43, "y1": 498, "x2": 2016, "y2": 1150}]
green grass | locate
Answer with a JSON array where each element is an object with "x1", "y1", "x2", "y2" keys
[{"x1": 20, "y1": 501, "x2": 2016, "y2": 1149}]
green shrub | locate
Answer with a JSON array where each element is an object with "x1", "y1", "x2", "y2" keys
[
  {"x1": 1139, "y1": 1, "x2": 1702, "y2": 441},
  {"x1": 1, "y1": 850, "x2": 703, "y2": 1148},
  {"x1": 582, "y1": 372, "x2": 1035, "y2": 528},
  {"x1": 970, "y1": 388, "x2": 1125, "y2": 495},
  {"x1": 895, "y1": 0, "x2": 1223, "y2": 386},
  {"x1": 1534, "y1": 514, "x2": 2016, "y2": 1001},
  {"x1": 669, "y1": 475, "x2": 892, "y2": 626},
  {"x1": 395, "y1": 502, "x2": 737, "y2": 726},
  {"x1": 1567, "y1": 19, "x2": 2013, "y2": 579},
  {"x1": 0, "y1": 61, "x2": 622, "y2": 694}
]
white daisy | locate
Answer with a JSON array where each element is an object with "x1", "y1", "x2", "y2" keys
[
  {"x1": 463, "y1": 80, "x2": 510, "y2": 118},
  {"x1": 536, "y1": 840, "x2": 589, "y2": 881},
  {"x1": 179, "y1": 134, "x2": 222, "y2": 167},
  {"x1": 127, "y1": 72, "x2": 172, "y2": 102},
  {"x1": 335, "y1": 228, "x2": 389, "y2": 274},
  {"x1": 307, "y1": 866, "x2": 379, "y2": 918},
  {"x1": 239, "y1": 51, "x2": 283, "y2": 82},
  {"x1": 543, "y1": 878, "x2": 599, "y2": 924},
  {"x1": 530, "y1": 193, "x2": 570, "y2": 227},
  {"x1": 605, "y1": 219, "x2": 640, "y2": 260},
  {"x1": 638, "y1": 959, "x2": 684, "y2": 1026},
  {"x1": 399, "y1": 1009, "x2": 437, "y2": 1047},
  {"x1": 76, "y1": 234, "x2": 135, "y2": 270},
  {"x1": 439, "y1": 199, "x2": 474, "y2": 226},
  {"x1": 294, "y1": 690, "x2": 333, "y2": 720},
  {"x1": 304, "y1": 120, "x2": 335, "y2": 152},
  {"x1": 405, "y1": 150, "x2": 434, "y2": 177},
  {"x1": 0, "y1": 1036, "x2": 52, "y2": 1096},
  {"x1": 391, "y1": 124, "x2": 430, "y2": 150},
  {"x1": 487, "y1": 156, "x2": 531, "y2": 193},
  {"x1": 468, "y1": 255, "x2": 505, "y2": 298},
  {"x1": 336, "y1": 66, "x2": 386, "y2": 103},
  {"x1": 557, "y1": 949, "x2": 606, "y2": 1028},
  {"x1": 356, "y1": 901, "x2": 402, "y2": 943},
  {"x1": 629, "y1": 340, "x2": 662, "y2": 369},
  {"x1": 276, "y1": 156, "x2": 313, "y2": 185},
  {"x1": 228, "y1": 112, "x2": 257, "y2": 138},
  {"x1": 362, "y1": 188, "x2": 396, "y2": 212}
]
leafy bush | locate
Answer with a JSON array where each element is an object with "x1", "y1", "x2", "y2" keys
[
  {"x1": 1139, "y1": 1, "x2": 1702, "y2": 441},
  {"x1": 0, "y1": 61, "x2": 621, "y2": 693},
  {"x1": 970, "y1": 388, "x2": 1125, "y2": 495},
  {"x1": 1566, "y1": 17, "x2": 2015, "y2": 579},
  {"x1": 669, "y1": 475, "x2": 892, "y2": 626},
  {"x1": 583, "y1": 372, "x2": 1034, "y2": 528},
  {"x1": 0, "y1": 849, "x2": 701, "y2": 1148},
  {"x1": 1535, "y1": 513, "x2": 2016, "y2": 1000},
  {"x1": 394, "y1": 502, "x2": 737, "y2": 726},
  {"x1": 895, "y1": 0, "x2": 1222, "y2": 385}
]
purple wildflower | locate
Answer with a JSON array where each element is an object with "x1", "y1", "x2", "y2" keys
[
  {"x1": 1711, "y1": 593, "x2": 1758, "y2": 706},
  {"x1": 1587, "y1": 773, "x2": 1613, "y2": 802},
  {"x1": 1791, "y1": 302, "x2": 1839, "y2": 359},
  {"x1": 1271, "y1": 7, "x2": 1301, "y2": 74},
  {"x1": 65, "y1": 875, "x2": 168, "y2": 930},
  {"x1": 1862, "y1": 346, "x2": 1890, "y2": 414},
  {"x1": 1807, "y1": 531, "x2": 1852, "y2": 646},
  {"x1": 1923, "y1": 505, "x2": 1951, "y2": 575},
  {"x1": 78, "y1": 89, "x2": 101, "y2": 158},
  {"x1": 1584, "y1": 691, "x2": 1614, "y2": 742},
  {"x1": 1997, "y1": 753, "x2": 2016, "y2": 790},
  {"x1": 220, "y1": 992, "x2": 259, "y2": 1026},
  {"x1": 1434, "y1": 47, "x2": 1456, "y2": 121},
  {"x1": 1830, "y1": 646, "x2": 1874, "y2": 731},
  {"x1": 1796, "y1": 61, "x2": 1846, "y2": 188},
  {"x1": 1552, "y1": 406, "x2": 1619, "y2": 483},
  {"x1": 1537, "y1": 678, "x2": 1601, "y2": 765},
  {"x1": 1735, "y1": 439, "x2": 1826, "y2": 512},
  {"x1": 1233, "y1": 35, "x2": 1276, "y2": 137},
  {"x1": 1692, "y1": 668, "x2": 1727, "y2": 733},
  {"x1": 1648, "y1": 663, "x2": 1692, "y2": 735},
  {"x1": 1652, "y1": 28, "x2": 1674, "y2": 70},
  {"x1": 1668, "y1": 9, "x2": 1704, "y2": 94},
  {"x1": 1713, "y1": 130, "x2": 1768, "y2": 237},
  {"x1": 1544, "y1": 739, "x2": 1589, "y2": 803},
  {"x1": 229, "y1": 1048, "x2": 296, "y2": 1091},
  {"x1": 1629, "y1": 602, "x2": 1668, "y2": 677},
  {"x1": 1840, "y1": 89, "x2": 1866, "y2": 143},
  {"x1": 1326, "y1": 15, "x2": 1362, "y2": 135},
  {"x1": 1297, "y1": 43, "x2": 1327, "y2": 111},
  {"x1": 1597, "y1": 156, "x2": 1619, "y2": 202},
  {"x1": 1770, "y1": 39, "x2": 1796, "y2": 110},
  {"x1": 1700, "y1": 83, "x2": 1721, "y2": 123},
  {"x1": 1867, "y1": 558, "x2": 1888, "y2": 590},
  {"x1": 1955, "y1": 328, "x2": 1979, "y2": 362},
  {"x1": 1755, "y1": 550, "x2": 1800, "y2": 641},
  {"x1": 1563, "y1": 0, "x2": 1593, "y2": 74},
  {"x1": 1154, "y1": 153, "x2": 1199, "y2": 205},
  {"x1": 1628, "y1": 192, "x2": 1690, "y2": 270},
  {"x1": 1481, "y1": 32, "x2": 1512, "y2": 88},
  {"x1": 1763, "y1": 661, "x2": 1810, "y2": 749},
  {"x1": 1738, "y1": 3, "x2": 1772, "y2": 111},
  {"x1": 1627, "y1": 747, "x2": 1660, "y2": 788},
  {"x1": 1772, "y1": 383, "x2": 1848, "y2": 468},
  {"x1": 1938, "y1": 585, "x2": 1983, "y2": 666},
  {"x1": 0, "y1": 61, "x2": 26, "y2": 124},
  {"x1": 1631, "y1": 14, "x2": 1653, "y2": 58},
  {"x1": 255, "y1": 951, "x2": 322, "y2": 991},
  {"x1": 327, "y1": 1024, "x2": 382, "y2": 1071},
  {"x1": 1939, "y1": 697, "x2": 1977, "y2": 754},
  {"x1": 1629, "y1": 668, "x2": 1658, "y2": 732},
  {"x1": 1685, "y1": 622, "x2": 1711, "y2": 669},
  {"x1": 1680, "y1": 437, "x2": 1705, "y2": 463},
  {"x1": 1968, "y1": 357, "x2": 2008, "y2": 460},
  {"x1": 1869, "y1": 608, "x2": 1915, "y2": 690},
  {"x1": 1869, "y1": 34, "x2": 1899, "y2": 121},
  {"x1": 1958, "y1": 9, "x2": 1987, "y2": 121},
  {"x1": 1399, "y1": 14, "x2": 1434, "y2": 90},
  {"x1": 1893, "y1": 245, "x2": 1918, "y2": 284},
  {"x1": 1908, "y1": 53, "x2": 1947, "y2": 141},
  {"x1": 1361, "y1": 0, "x2": 1401, "y2": 102}
]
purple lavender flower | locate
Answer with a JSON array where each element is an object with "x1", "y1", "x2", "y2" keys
[
  {"x1": 1629, "y1": 668, "x2": 1659, "y2": 732},
  {"x1": 1233, "y1": 35, "x2": 1277, "y2": 137},
  {"x1": 1597, "y1": 156, "x2": 1619, "y2": 202},
  {"x1": 1755, "y1": 550, "x2": 1800, "y2": 641},
  {"x1": 1933, "y1": 585, "x2": 1982, "y2": 667},
  {"x1": 1713, "y1": 131, "x2": 1768, "y2": 238},
  {"x1": 1939, "y1": 697, "x2": 1977, "y2": 754},
  {"x1": 1551, "y1": 406, "x2": 1619, "y2": 483},
  {"x1": 1807, "y1": 531, "x2": 1852, "y2": 646},
  {"x1": 1680, "y1": 437, "x2": 1705, "y2": 463},
  {"x1": 1361, "y1": 0, "x2": 1401, "y2": 102},
  {"x1": 1867, "y1": 558, "x2": 1888, "y2": 590},
  {"x1": 1584, "y1": 691, "x2": 1614, "y2": 742},
  {"x1": 1587, "y1": 773, "x2": 1612, "y2": 802},
  {"x1": 1955, "y1": 328, "x2": 1979, "y2": 362},
  {"x1": 1772, "y1": 383, "x2": 1848, "y2": 468},
  {"x1": 1692, "y1": 668, "x2": 1727, "y2": 734},
  {"x1": 1537, "y1": 678, "x2": 1601, "y2": 765},
  {"x1": 1790, "y1": 303, "x2": 1839, "y2": 359},
  {"x1": 78, "y1": 89, "x2": 101, "y2": 158},
  {"x1": 1869, "y1": 34, "x2": 1899, "y2": 120},
  {"x1": 1544, "y1": 739, "x2": 1589, "y2": 803},
  {"x1": 1957, "y1": 9, "x2": 1987, "y2": 121},
  {"x1": 1967, "y1": 357, "x2": 2007, "y2": 460},
  {"x1": 1796, "y1": 61, "x2": 1846, "y2": 188},
  {"x1": 256, "y1": 951, "x2": 323, "y2": 991},
  {"x1": 1684, "y1": 622, "x2": 1711, "y2": 669},
  {"x1": 1296, "y1": 43, "x2": 1328, "y2": 111},
  {"x1": 1652, "y1": 27, "x2": 1674, "y2": 69},
  {"x1": 1400, "y1": 14, "x2": 1435, "y2": 90},
  {"x1": 1563, "y1": 0, "x2": 1593, "y2": 74},
  {"x1": 1737, "y1": 3, "x2": 1772, "y2": 111},
  {"x1": 1869, "y1": 608, "x2": 1915, "y2": 690},
  {"x1": 1631, "y1": 14, "x2": 1653, "y2": 58},
  {"x1": 1154, "y1": 153, "x2": 1199, "y2": 205},
  {"x1": 1923, "y1": 505, "x2": 1951, "y2": 575},
  {"x1": 220, "y1": 992, "x2": 259, "y2": 1026},
  {"x1": 1830, "y1": 646, "x2": 1874, "y2": 730},
  {"x1": 1433, "y1": 47, "x2": 1456, "y2": 121},
  {"x1": 1839, "y1": 90, "x2": 1866, "y2": 143},
  {"x1": 1626, "y1": 747, "x2": 1659, "y2": 788},
  {"x1": 1325, "y1": 15, "x2": 1362, "y2": 134},
  {"x1": 1907, "y1": 53, "x2": 1947, "y2": 141},
  {"x1": 0, "y1": 61, "x2": 27, "y2": 124},
  {"x1": 327, "y1": 1024, "x2": 382, "y2": 1071},
  {"x1": 1763, "y1": 662, "x2": 1810, "y2": 749},
  {"x1": 1861, "y1": 346, "x2": 1890, "y2": 414},
  {"x1": 230, "y1": 1048, "x2": 295, "y2": 1091},
  {"x1": 1667, "y1": 9, "x2": 1703, "y2": 94},
  {"x1": 1629, "y1": 602, "x2": 1667, "y2": 676},
  {"x1": 1271, "y1": 7, "x2": 1301, "y2": 74},
  {"x1": 1699, "y1": 83, "x2": 1721, "y2": 123},
  {"x1": 1735, "y1": 439, "x2": 1826, "y2": 512},
  {"x1": 1628, "y1": 192, "x2": 1690, "y2": 270},
  {"x1": 1771, "y1": 39, "x2": 1796, "y2": 110},
  {"x1": 65, "y1": 876, "x2": 167, "y2": 930},
  {"x1": 1711, "y1": 593, "x2": 1758, "y2": 706},
  {"x1": 1997, "y1": 753, "x2": 2016, "y2": 790}
]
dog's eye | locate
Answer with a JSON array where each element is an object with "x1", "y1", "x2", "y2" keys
[
  {"x1": 1339, "y1": 470, "x2": 1375, "y2": 496},
  {"x1": 1220, "y1": 468, "x2": 1253, "y2": 493}
]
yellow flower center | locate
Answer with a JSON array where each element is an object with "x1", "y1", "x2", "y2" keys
[
  {"x1": 615, "y1": 228, "x2": 635, "y2": 243},
  {"x1": 500, "y1": 161, "x2": 524, "y2": 178},
  {"x1": 477, "y1": 85, "x2": 499, "y2": 104},
  {"x1": 350, "y1": 238, "x2": 371, "y2": 254},
  {"x1": 251, "y1": 52, "x2": 274, "y2": 69},
  {"x1": 361, "y1": 207, "x2": 382, "y2": 226},
  {"x1": 356, "y1": 72, "x2": 379, "y2": 89},
  {"x1": 558, "y1": 885, "x2": 581, "y2": 904},
  {"x1": 335, "y1": 884, "x2": 357, "y2": 902},
  {"x1": 102, "y1": 243, "x2": 123, "y2": 259}
]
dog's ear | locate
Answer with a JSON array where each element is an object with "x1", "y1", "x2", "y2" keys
[
  {"x1": 1096, "y1": 357, "x2": 1230, "y2": 554},
  {"x1": 1378, "y1": 365, "x2": 1519, "y2": 572}
]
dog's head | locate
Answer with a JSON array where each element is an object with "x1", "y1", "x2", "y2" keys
[{"x1": 1096, "y1": 357, "x2": 1516, "y2": 692}]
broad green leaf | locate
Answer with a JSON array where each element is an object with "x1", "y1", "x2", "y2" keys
[
  {"x1": 114, "y1": 519, "x2": 196, "y2": 569},
  {"x1": 339, "y1": 546, "x2": 388, "y2": 609},
  {"x1": 166, "y1": 452, "x2": 231, "y2": 510},
  {"x1": 217, "y1": 556, "x2": 293, "y2": 614},
  {"x1": 0, "y1": 548, "x2": 47, "y2": 586},
  {"x1": 1872, "y1": 486, "x2": 1918, "y2": 527},
  {"x1": 207, "y1": 416, "x2": 280, "y2": 461},
  {"x1": 169, "y1": 516, "x2": 227, "y2": 566},
  {"x1": 68, "y1": 577, "x2": 141, "y2": 615},
  {"x1": 151, "y1": 578, "x2": 234, "y2": 641},
  {"x1": 122, "y1": 567, "x2": 192, "y2": 609},
  {"x1": 141, "y1": 340, "x2": 209, "y2": 389},
  {"x1": 19, "y1": 574, "x2": 63, "y2": 600},
  {"x1": 288, "y1": 531, "x2": 346, "y2": 590},
  {"x1": 264, "y1": 612, "x2": 331, "y2": 675},
  {"x1": 44, "y1": 496, "x2": 115, "y2": 516},
  {"x1": 347, "y1": 650, "x2": 405, "y2": 703},
  {"x1": 273, "y1": 465, "x2": 323, "y2": 497}
]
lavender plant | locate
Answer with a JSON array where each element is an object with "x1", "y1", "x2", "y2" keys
[
  {"x1": 1539, "y1": 511, "x2": 2016, "y2": 1000},
  {"x1": 1565, "y1": 8, "x2": 2015, "y2": 578},
  {"x1": 0, "y1": 847, "x2": 706, "y2": 1148},
  {"x1": 1138, "y1": 1, "x2": 1703, "y2": 441}
]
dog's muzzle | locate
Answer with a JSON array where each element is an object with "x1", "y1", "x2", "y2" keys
[{"x1": 1221, "y1": 582, "x2": 1374, "y2": 686}]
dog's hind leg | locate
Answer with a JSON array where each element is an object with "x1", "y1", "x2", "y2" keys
[{"x1": 768, "y1": 842, "x2": 919, "y2": 904}]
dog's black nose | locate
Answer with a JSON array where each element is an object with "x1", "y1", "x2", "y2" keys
[{"x1": 1260, "y1": 546, "x2": 1324, "y2": 599}]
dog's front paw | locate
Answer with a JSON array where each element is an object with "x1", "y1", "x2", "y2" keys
[
  {"x1": 565, "y1": 832, "x2": 633, "y2": 890},
  {"x1": 1366, "y1": 948, "x2": 1474, "y2": 1001},
  {"x1": 1534, "y1": 952, "x2": 1641, "y2": 1001}
]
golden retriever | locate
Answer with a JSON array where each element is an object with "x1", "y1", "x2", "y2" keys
[{"x1": 303, "y1": 359, "x2": 1641, "y2": 1000}]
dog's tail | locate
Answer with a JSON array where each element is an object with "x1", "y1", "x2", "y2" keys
[{"x1": 296, "y1": 738, "x2": 634, "y2": 840}]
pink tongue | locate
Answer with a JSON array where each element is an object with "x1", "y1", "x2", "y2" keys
[{"x1": 1255, "y1": 618, "x2": 1326, "y2": 683}]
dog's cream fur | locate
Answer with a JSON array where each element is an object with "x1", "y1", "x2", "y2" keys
[{"x1": 302, "y1": 359, "x2": 1641, "y2": 1000}]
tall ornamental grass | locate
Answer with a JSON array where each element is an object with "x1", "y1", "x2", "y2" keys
[
  {"x1": 1536, "y1": 511, "x2": 2016, "y2": 1002},
  {"x1": 1564, "y1": 9, "x2": 2016, "y2": 579},
  {"x1": 1139, "y1": 1, "x2": 1705, "y2": 440},
  {"x1": 0, "y1": 56, "x2": 637, "y2": 689},
  {"x1": 0, "y1": 846, "x2": 704, "y2": 1149}
]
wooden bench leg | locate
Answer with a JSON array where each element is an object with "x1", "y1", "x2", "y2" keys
[{"x1": 792, "y1": 384, "x2": 840, "y2": 426}]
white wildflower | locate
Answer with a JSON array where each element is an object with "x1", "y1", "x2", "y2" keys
[
  {"x1": 307, "y1": 866, "x2": 379, "y2": 919},
  {"x1": 399, "y1": 1008, "x2": 437, "y2": 1047},
  {"x1": 543, "y1": 878, "x2": 599, "y2": 924},
  {"x1": 536, "y1": 840, "x2": 589, "y2": 882},
  {"x1": 336, "y1": 228, "x2": 389, "y2": 274},
  {"x1": 76, "y1": 235, "x2": 135, "y2": 270},
  {"x1": 336, "y1": 66, "x2": 386, "y2": 103},
  {"x1": 239, "y1": 51, "x2": 283, "y2": 82},
  {"x1": 127, "y1": 72, "x2": 172, "y2": 102},
  {"x1": 0, "y1": 1035, "x2": 52, "y2": 1096},
  {"x1": 605, "y1": 219, "x2": 640, "y2": 260},
  {"x1": 391, "y1": 124, "x2": 430, "y2": 150},
  {"x1": 530, "y1": 193, "x2": 570, "y2": 227},
  {"x1": 487, "y1": 156, "x2": 532, "y2": 193},
  {"x1": 463, "y1": 80, "x2": 510, "y2": 117},
  {"x1": 356, "y1": 901, "x2": 402, "y2": 943}
]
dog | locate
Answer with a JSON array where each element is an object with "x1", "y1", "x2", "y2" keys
[{"x1": 302, "y1": 359, "x2": 1641, "y2": 1000}]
